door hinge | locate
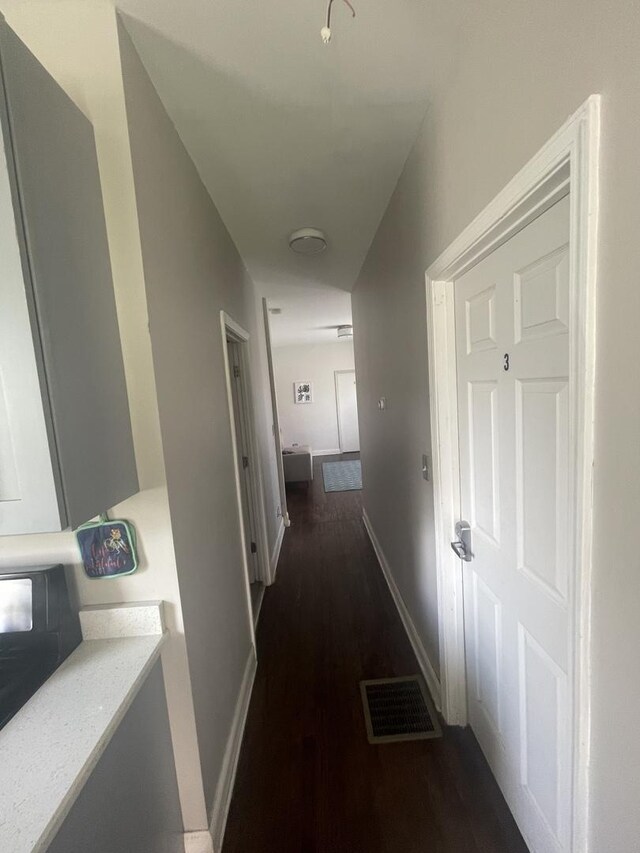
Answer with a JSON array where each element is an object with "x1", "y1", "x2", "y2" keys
[
  {"x1": 242, "y1": 455, "x2": 249, "y2": 469},
  {"x1": 233, "y1": 364, "x2": 240, "y2": 378},
  {"x1": 250, "y1": 541, "x2": 257, "y2": 554}
]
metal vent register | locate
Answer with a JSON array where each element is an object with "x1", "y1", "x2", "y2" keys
[{"x1": 360, "y1": 676, "x2": 442, "y2": 744}]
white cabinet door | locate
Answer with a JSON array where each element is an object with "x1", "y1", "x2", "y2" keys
[
  {"x1": 0, "y1": 20, "x2": 139, "y2": 535},
  {"x1": 0, "y1": 123, "x2": 63, "y2": 534},
  {"x1": 0, "y1": 21, "x2": 138, "y2": 531},
  {"x1": 335, "y1": 370, "x2": 360, "y2": 453},
  {"x1": 455, "y1": 196, "x2": 572, "y2": 853}
]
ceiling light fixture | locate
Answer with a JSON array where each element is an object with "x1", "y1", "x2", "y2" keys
[
  {"x1": 337, "y1": 325, "x2": 353, "y2": 339},
  {"x1": 321, "y1": 0, "x2": 356, "y2": 44},
  {"x1": 289, "y1": 227, "x2": 327, "y2": 255}
]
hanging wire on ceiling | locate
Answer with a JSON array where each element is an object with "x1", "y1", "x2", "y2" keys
[
  {"x1": 321, "y1": 0, "x2": 356, "y2": 44},
  {"x1": 319, "y1": 0, "x2": 356, "y2": 211}
]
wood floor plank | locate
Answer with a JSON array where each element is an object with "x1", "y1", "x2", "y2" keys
[{"x1": 223, "y1": 453, "x2": 529, "y2": 853}]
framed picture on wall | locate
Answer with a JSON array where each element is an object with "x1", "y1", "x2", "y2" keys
[{"x1": 294, "y1": 381, "x2": 313, "y2": 404}]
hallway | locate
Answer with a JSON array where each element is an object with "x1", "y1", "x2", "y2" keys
[{"x1": 223, "y1": 454, "x2": 528, "y2": 853}]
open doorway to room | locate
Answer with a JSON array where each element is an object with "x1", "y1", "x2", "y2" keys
[
  {"x1": 221, "y1": 312, "x2": 270, "y2": 626},
  {"x1": 266, "y1": 301, "x2": 361, "y2": 500}
]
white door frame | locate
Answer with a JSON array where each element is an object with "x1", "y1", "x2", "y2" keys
[
  {"x1": 221, "y1": 312, "x2": 272, "y2": 609},
  {"x1": 425, "y1": 96, "x2": 599, "y2": 852},
  {"x1": 334, "y1": 369, "x2": 358, "y2": 453},
  {"x1": 262, "y1": 298, "x2": 290, "y2": 530}
]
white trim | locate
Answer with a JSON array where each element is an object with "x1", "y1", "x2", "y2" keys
[
  {"x1": 270, "y1": 517, "x2": 285, "y2": 581},
  {"x1": 262, "y1": 300, "x2": 290, "y2": 528},
  {"x1": 241, "y1": 354, "x2": 274, "y2": 585},
  {"x1": 183, "y1": 830, "x2": 214, "y2": 853},
  {"x1": 223, "y1": 313, "x2": 250, "y2": 343},
  {"x1": 209, "y1": 648, "x2": 257, "y2": 853},
  {"x1": 334, "y1": 369, "x2": 359, "y2": 453},
  {"x1": 220, "y1": 312, "x2": 258, "y2": 651},
  {"x1": 362, "y1": 508, "x2": 442, "y2": 710},
  {"x1": 227, "y1": 317, "x2": 272, "y2": 586},
  {"x1": 425, "y1": 96, "x2": 599, "y2": 853},
  {"x1": 426, "y1": 275, "x2": 465, "y2": 725},
  {"x1": 312, "y1": 448, "x2": 343, "y2": 457}
]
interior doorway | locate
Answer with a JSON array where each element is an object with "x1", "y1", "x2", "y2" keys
[
  {"x1": 456, "y1": 194, "x2": 571, "y2": 851},
  {"x1": 335, "y1": 369, "x2": 360, "y2": 453},
  {"x1": 426, "y1": 98, "x2": 599, "y2": 853},
  {"x1": 221, "y1": 312, "x2": 269, "y2": 627}
]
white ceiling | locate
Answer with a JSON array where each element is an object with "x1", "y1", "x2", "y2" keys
[
  {"x1": 265, "y1": 282, "x2": 353, "y2": 348},
  {"x1": 116, "y1": 0, "x2": 462, "y2": 344}
]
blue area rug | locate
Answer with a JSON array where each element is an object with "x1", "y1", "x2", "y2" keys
[{"x1": 322, "y1": 459, "x2": 362, "y2": 492}]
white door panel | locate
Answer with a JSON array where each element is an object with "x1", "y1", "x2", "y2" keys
[
  {"x1": 335, "y1": 370, "x2": 360, "y2": 452},
  {"x1": 455, "y1": 195, "x2": 572, "y2": 853},
  {"x1": 228, "y1": 340, "x2": 259, "y2": 583}
]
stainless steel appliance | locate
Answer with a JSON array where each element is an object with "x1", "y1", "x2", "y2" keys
[{"x1": 0, "y1": 565, "x2": 81, "y2": 729}]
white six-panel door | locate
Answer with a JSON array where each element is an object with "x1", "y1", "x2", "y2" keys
[{"x1": 454, "y1": 196, "x2": 572, "y2": 853}]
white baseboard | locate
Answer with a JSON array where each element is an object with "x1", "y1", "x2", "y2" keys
[
  {"x1": 270, "y1": 517, "x2": 285, "y2": 583},
  {"x1": 183, "y1": 830, "x2": 214, "y2": 853},
  {"x1": 209, "y1": 649, "x2": 257, "y2": 852},
  {"x1": 362, "y1": 508, "x2": 442, "y2": 711},
  {"x1": 311, "y1": 448, "x2": 342, "y2": 457}
]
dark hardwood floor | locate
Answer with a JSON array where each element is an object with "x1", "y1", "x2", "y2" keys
[{"x1": 223, "y1": 453, "x2": 528, "y2": 853}]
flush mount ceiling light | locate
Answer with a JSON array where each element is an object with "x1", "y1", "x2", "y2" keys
[
  {"x1": 321, "y1": 0, "x2": 356, "y2": 43},
  {"x1": 289, "y1": 227, "x2": 327, "y2": 255},
  {"x1": 337, "y1": 324, "x2": 353, "y2": 339}
]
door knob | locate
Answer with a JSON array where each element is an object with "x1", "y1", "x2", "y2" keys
[{"x1": 451, "y1": 520, "x2": 473, "y2": 562}]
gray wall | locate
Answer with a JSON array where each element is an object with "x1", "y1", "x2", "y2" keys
[
  {"x1": 47, "y1": 662, "x2": 183, "y2": 853},
  {"x1": 117, "y1": 20, "x2": 274, "y2": 812},
  {"x1": 353, "y1": 222, "x2": 440, "y2": 672},
  {"x1": 273, "y1": 341, "x2": 356, "y2": 452},
  {"x1": 353, "y1": 1, "x2": 640, "y2": 849}
]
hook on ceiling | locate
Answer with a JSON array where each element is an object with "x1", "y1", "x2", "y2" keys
[{"x1": 321, "y1": 0, "x2": 356, "y2": 44}]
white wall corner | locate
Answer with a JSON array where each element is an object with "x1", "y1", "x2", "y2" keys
[
  {"x1": 209, "y1": 649, "x2": 257, "y2": 851},
  {"x1": 270, "y1": 517, "x2": 286, "y2": 582},
  {"x1": 362, "y1": 509, "x2": 442, "y2": 711},
  {"x1": 183, "y1": 829, "x2": 214, "y2": 853}
]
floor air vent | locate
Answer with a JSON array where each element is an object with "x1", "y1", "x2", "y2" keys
[{"x1": 360, "y1": 676, "x2": 442, "y2": 744}]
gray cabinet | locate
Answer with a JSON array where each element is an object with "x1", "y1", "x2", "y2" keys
[{"x1": 0, "y1": 19, "x2": 138, "y2": 534}]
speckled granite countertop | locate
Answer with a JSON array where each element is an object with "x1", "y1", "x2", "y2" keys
[{"x1": 0, "y1": 631, "x2": 165, "y2": 853}]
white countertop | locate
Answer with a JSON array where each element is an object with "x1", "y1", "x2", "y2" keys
[{"x1": 0, "y1": 632, "x2": 165, "y2": 853}]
